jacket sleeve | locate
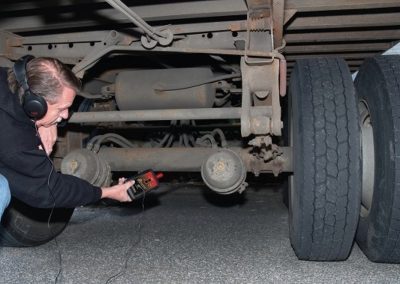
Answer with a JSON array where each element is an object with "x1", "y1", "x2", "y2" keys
[{"x1": 1, "y1": 149, "x2": 102, "y2": 208}]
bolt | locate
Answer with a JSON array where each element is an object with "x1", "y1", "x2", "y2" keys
[
  {"x1": 69, "y1": 160, "x2": 79, "y2": 174},
  {"x1": 254, "y1": 90, "x2": 270, "y2": 99},
  {"x1": 215, "y1": 161, "x2": 225, "y2": 172}
]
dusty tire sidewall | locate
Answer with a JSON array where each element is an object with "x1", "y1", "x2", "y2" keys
[{"x1": 355, "y1": 58, "x2": 396, "y2": 260}]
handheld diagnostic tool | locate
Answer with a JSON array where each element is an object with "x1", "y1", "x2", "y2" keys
[{"x1": 127, "y1": 170, "x2": 163, "y2": 200}]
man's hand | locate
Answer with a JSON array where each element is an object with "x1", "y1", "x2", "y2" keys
[
  {"x1": 101, "y1": 178, "x2": 134, "y2": 202},
  {"x1": 37, "y1": 124, "x2": 58, "y2": 155}
]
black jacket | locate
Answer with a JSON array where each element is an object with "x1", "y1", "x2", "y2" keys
[{"x1": 0, "y1": 68, "x2": 101, "y2": 208}]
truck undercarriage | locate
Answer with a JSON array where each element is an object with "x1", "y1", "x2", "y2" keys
[{"x1": 1, "y1": 0, "x2": 400, "y2": 263}]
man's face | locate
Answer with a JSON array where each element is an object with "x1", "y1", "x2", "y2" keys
[{"x1": 35, "y1": 86, "x2": 76, "y2": 127}]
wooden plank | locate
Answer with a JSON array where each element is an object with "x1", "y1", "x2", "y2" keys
[
  {"x1": 1, "y1": 0, "x2": 400, "y2": 33},
  {"x1": 288, "y1": 13, "x2": 400, "y2": 30},
  {"x1": 287, "y1": 66, "x2": 361, "y2": 72},
  {"x1": 286, "y1": 0, "x2": 400, "y2": 12},
  {"x1": 0, "y1": 0, "x2": 248, "y2": 33},
  {"x1": 285, "y1": 53, "x2": 378, "y2": 60},
  {"x1": 286, "y1": 60, "x2": 364, "y2": 66},
  {"x1": 285, "y1": 29, "x2": 400, "y2": 43},
  {"x1": 284, "y1": 42, "x2": 394, "y2": 53}
]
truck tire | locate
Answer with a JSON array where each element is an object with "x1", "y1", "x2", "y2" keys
[
  {"x1": 355, "y1": 55, "x2": 400, "y2": 263},
  {"x1": 0, "y1": 198, "x2": 73, "y2": 247},
  {"x1": 289, "y1": 58, "x2": 361, "y2": 260}
]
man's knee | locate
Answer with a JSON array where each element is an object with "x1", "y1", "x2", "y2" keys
[{"x1": 0, "y1": 174, "x2": 11, "y2": 207}]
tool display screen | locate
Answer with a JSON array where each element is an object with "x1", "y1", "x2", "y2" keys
[
  {"x1": 127, "y1": 170, "x2": 163, "y2": 200},
  {"x1": 136, "y1": 171, "x2": 159, "y2": 191}
]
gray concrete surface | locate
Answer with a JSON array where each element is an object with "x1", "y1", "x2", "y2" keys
[{"x1": 0, "y1": 183, "x2": 399, "y2": 284}]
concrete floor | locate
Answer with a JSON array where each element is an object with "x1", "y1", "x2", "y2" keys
[{"x1": 0, "y1": 183, "x2": 399, "y2": 284}]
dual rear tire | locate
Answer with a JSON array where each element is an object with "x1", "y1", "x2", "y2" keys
[{"x1": 289, "y1": 55, "x2": 400, "y2": 263}]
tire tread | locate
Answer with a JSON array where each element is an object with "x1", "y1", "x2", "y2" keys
[{"x1": 291, "y1": 58, "x2": 360, "y2": 260}]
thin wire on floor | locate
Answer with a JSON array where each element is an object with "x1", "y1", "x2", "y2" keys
[{"x1": 105, "y1": 188, "x2": 146, "y2": 284}]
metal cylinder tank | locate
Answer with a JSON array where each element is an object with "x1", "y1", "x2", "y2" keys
[
  {"x1": 201, "y1": 149, "x2": 247, "y2": 195},
  {"x1": 61, "y1": 149, "x2": 111, "y2": 187},
  {"x1": 115, "y1": 67, "x2": 215, "y2": 110}
]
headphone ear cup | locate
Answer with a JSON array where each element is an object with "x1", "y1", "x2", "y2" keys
[{"x1": 22, "y1": 90, "x2": 48, "y2": 119}]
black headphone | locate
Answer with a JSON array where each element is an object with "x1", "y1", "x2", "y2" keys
[{"x1": 13, "y1": 55, "x2": 47, "y2": 119}]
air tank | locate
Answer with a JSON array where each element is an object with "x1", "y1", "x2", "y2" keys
[{"x1": 115, "y1": 67, "x2": 215, "y2": 110}]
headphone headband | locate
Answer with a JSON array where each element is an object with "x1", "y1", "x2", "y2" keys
[{"x1": 13, "y1": 55, "x2": 35, "y2": 91}]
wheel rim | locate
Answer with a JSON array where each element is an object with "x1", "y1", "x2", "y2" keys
[{"x1": 359, "y1": 100, "x2": 375, "y2": 217}]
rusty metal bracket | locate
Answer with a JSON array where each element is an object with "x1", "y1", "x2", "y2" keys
[
  {"x1": 248, "y1": 135, "x2": 284, "y2": 176},
  {"x1": 246, "y1": 0, "x2": 272, "y2": 11},
  {"x1": 73, "y1": 30, "x2": 131, "y2": 78},
  {"x1": 244, "y1": 0, "x2": 273, "y2": 64},
  {"x1": 105, "y1": 0, "x2": 174, "y2": 49},
  {"x1": 240, "y1": 57, "x2": 282, "y2": 137},
  {"x1": 272, "y1": 0, "x2": 285, "y2": 49}
]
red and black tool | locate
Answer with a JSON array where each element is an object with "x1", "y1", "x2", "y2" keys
[{"x1": 127, "y1": 169, "x2": 163, "y2": 200}]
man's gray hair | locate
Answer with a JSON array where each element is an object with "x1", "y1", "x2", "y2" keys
[{"x1": 7, "y1": 57, "x2": 81, "y2": 104}]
